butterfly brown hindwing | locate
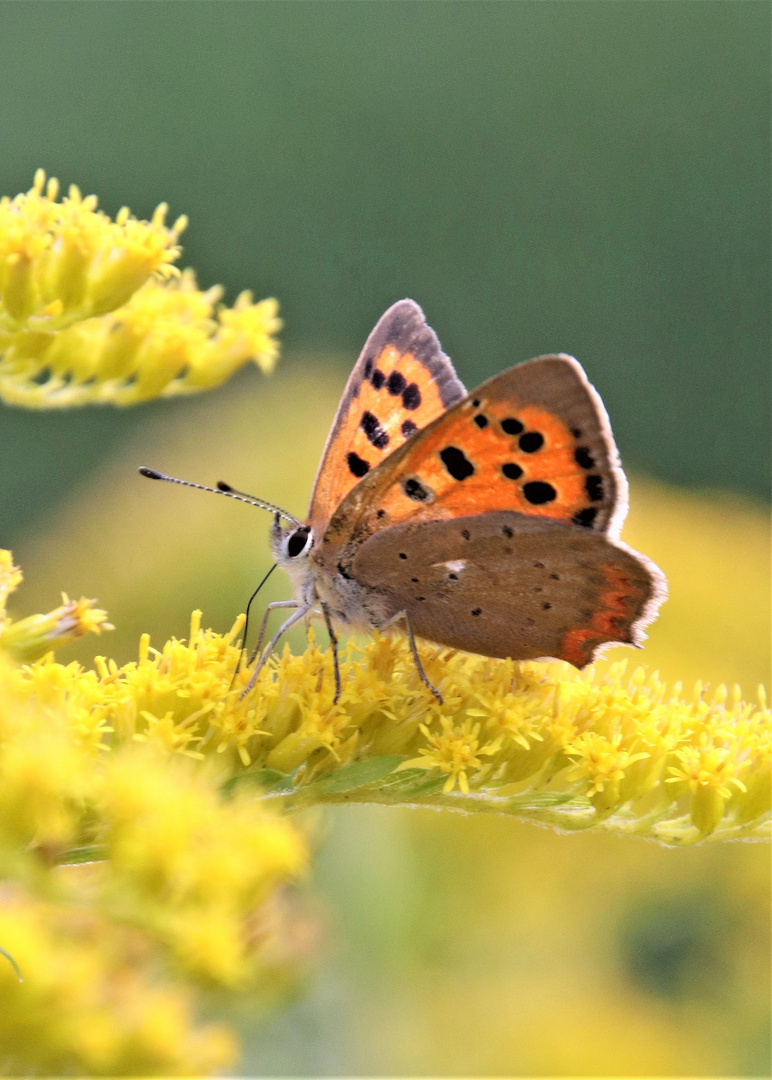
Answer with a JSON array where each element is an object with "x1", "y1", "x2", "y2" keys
[
  {"x1": 307, "y1": 299, "x2": 466, "y2": 535},
  {"x1": 348, "y1": 511, "x2": 666, "y2": 667},
  {"x1": 319, "y1": 354, "x2": 628, "y2": 556}
]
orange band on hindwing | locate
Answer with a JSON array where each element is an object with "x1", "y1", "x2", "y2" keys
[{"x1": 560, "y1": 563, "x2": 645, "y2": 666}]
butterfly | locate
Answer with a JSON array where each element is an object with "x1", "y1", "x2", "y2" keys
[{"x1": 141, "y1": 299, "x2": 666, "y2": 703}]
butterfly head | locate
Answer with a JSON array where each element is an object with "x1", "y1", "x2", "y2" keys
[{"x1": 271, "y1": 513, "x2": 316, "y2": 593}]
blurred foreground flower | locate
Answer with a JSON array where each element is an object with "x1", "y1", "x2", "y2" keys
[
  {"x1": 0, "y1": 892, "x2": 237, "y2": 1075},
  {"x1": 0, "y1": 554, "x2": 309, "y2": 1074},
  {"x1": 0, "y1": 170, "x2": 280, "y2": 406}
]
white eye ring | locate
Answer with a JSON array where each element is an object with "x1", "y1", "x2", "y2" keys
[{"x1": 283, "y1": 527, "x2": 313, "y2": 559}]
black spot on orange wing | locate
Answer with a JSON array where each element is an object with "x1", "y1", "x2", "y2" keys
[
  {"x1": 501, "y1": 462, "x2": 523, "y2": 480},
  {"x1": 575, "y1": 446, "x2": 595, "y2": 469},
  {"x1": 360, "y1": 410, "x2": 390, "y2": 449},
  {"x1": 403, "y1": 477, "x2": 432, "y2": 501},
  {"x1": 519, "y1": 431, "x2": 544, "y2": 453},
  {"x1": 523, "y1": 481, "x2": 556, "y2": 504},
  {"x1": 473, "y1": 414, "x2": 488, "y2": 429},
  {"x1": 386, "y1": 371, "x2": 406, "y2": 395},
  {"x1": 440, "y1": 446, "x2": 475, "y2": 481},
  {"x1": 573, "y1": 507, "x2": 598, "y2": 528},
  {"x1": 401, "y1": 419, "x2": 418, "y2": 438},
  {"x1": 402, "y1": 383, "x2": 421, "y2": 409},
  {"x1": 501, "y1": 417, "x2": 524, "y2": 435},
  {"x1": 347, "y1": 452, "x2": 370, "y2": 478},
  {"x1": 371, "y1": 369, "x2": 385, "y2": 390}
]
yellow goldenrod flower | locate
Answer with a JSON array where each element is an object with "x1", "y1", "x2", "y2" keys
[
  {"x1": 2, "y1": 546, "x2": 768, "y2": 856},
  {"x1": 0, "y1": 171, "x2": 280, "y2": 406},
  {"x1": 0, "y1": 593, "x2": 111, "y2": 662},
  {"x1": 0, "y1": 549, "x2": 23, "y2": 610},
  {"x1": 0, "y1": 891, "x2": 237, "y2": 1075},
  {"x1": 0, "y1": 549, "x2": 313, "y2": 1072},
  {"x1": 99, "y1": 750, "x2": 307, "y2": 985},
  {"x1": 0, "y1": 546, "x2": 110, "y2": 662},
  {"x1": 399, "y1": 715, "x2": 503, "y2": 794},
  {"x1": 564, "y1": 730, "x2": 650, "y2": 813}
]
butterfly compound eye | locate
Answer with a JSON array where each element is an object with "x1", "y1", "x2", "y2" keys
[{"x1": 285, "y1": 527, "x2": 312, "y2": 558}]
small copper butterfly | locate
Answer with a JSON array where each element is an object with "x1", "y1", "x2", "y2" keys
[{"x1": 142, "y1": 299, "x2": 667, "y2": 703}]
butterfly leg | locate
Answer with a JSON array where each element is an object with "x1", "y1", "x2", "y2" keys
[
  {"x1": 242, "y1": 602, "x2": 312, "y2": 696},
  {"x1": 248, "y1": 600, "x2": 300, "y2": 666},
  {"x1": 382, "y1": 610, "x2": 443, "y2": 704},
  {"x1": 320, "y1": 601, "x2": 342, "y2": 703}
]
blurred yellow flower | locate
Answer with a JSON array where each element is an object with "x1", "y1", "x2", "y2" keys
[
  {"x1": 0, "y1": 170, "x2": 280, "y2": 406},
  {"x1": 0, "y1": 550, "x2": 311, "y2": 1072},
  {"x1": 0, "y1": 593, "x2": 111, "y2": 662},
  {"x1": 100, "y1": 750, "x2": 307, "y2": 984},
  {"x1": 0, "y1": 892, "x2": 237, "y2": 1075}
]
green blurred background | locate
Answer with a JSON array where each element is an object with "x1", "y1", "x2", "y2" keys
[{"x1": 1, "y1": 2, "x2": 769, "y2": 1075}]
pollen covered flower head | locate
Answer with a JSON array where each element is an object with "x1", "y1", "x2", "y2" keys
[
  {"x1": 0, "y1": 171, "x2": 281, "y2": 407},
  {"x1": 0, "y1": 170, "x2": 185, "y2": 330}
]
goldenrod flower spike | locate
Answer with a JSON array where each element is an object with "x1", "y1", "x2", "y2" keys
[
  {"x1": 0, "y1": 553, "x2": 111, "y2": 662},
  {"x1": 1, "y1": 545, "x2": 768, "y2": 848},
  {"x1": 203, "y1": 630, "x2": 771, "y2": 846},
  {"x1": 0, "y1": 171, "x2": 281, "y2": 406}
]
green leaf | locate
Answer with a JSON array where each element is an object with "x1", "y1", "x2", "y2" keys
[
  {"x1": 386, "y1": 771, "x2": 449, "y2": 797},
  {"x1": 59, "y1": 845, "x2": 105, "y2": 865},
  {"x1": 224, "y1": 767, "x2": 295, "y2": 796},
  {"x1": 311, "y1": 755, "x2": 404, "y2": 795}
]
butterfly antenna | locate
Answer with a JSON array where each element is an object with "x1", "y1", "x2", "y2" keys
[
  {"x1": 230, "y1": 563, "x2": 277, "y2": 688},
  {"x1": 138, "y1": 468, "x2": 302, "y2": 527}
]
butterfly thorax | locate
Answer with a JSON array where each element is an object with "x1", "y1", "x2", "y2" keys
[{"x1": 271, "y1": 516, "x2": 392, "y2": 633}]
